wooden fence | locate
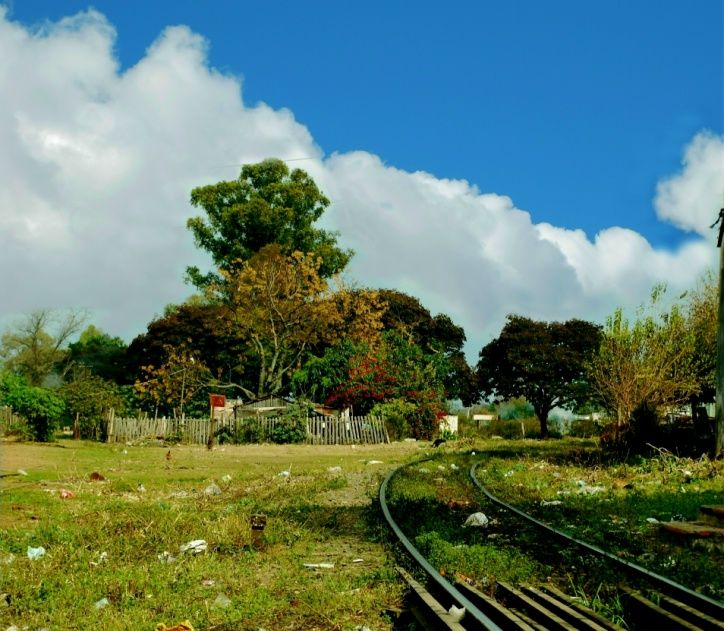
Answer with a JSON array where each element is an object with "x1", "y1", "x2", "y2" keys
[
  {"x1": 107, "y1": 414, "x2": 389, "y2": 445},
  {"x1": 0, "y1": 407, "x2": 25, "y2": 436}
]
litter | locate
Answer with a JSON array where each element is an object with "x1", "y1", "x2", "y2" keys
[
  {"x1": 504, "y1": 470, "x2": 514, "y2": 477},
  {"x1": 221, "y1": 474, "x2": 232, "y2": 483},
  {"x1": 463, "y1": 512, "x2": 489, "y2": 528},
  {"x1": 471, "y1": 451, "x2": 476, "y2": 455},
  {"x1": 352, "y1": 558, "x2": 364, "y2": 563},
  {"x1": 418, "y1": 467, "x2": 430, "y2": 474},
  {"x1": 180, "y1": 539, "x2": 208, "y2": 555},
  {"x1": 278, "y1": 470, "x2": 291, "y2": 477},
  {"x1": 90, "y1": 551, "x2": 108, "y2": 566},
  {"x1": 448, "y1": 605, "x2": 466, "y2": 622},
  {"x1": 646, "y1": 517, "x2": 660, "y2": 524},
  {"x1": 204, "y1": 483, "x2": 222, "y2": 496},
  {"x1": 449, "y1": 463, "x2": 459, "y2": 471},
  {"x1": 169, "y1": 490, "x2": 189, "y2": 498},
  {"x1": 60, "y1": 489, "x2": 75, "y2": 499},
  {"x1": 154, "y1": 621, "x2": 194, "y2": 631},
  {"x1": 327, "y1": 466, "x2": 342, "y2": 474},
  {"x1": 27, "y1": 546, "x2": 46, "y2": 560},
  {"x1": 137, "y1": 484, "x2": 147, "y2": 493},
  {"x1": 158, "y1": 551, "x2": 177, "y2": 564},
  {"x1": 303, "y1": 562, "x2": 335, "y2": 569},
  {"x1": 437, "y1": 465, "x2": 447, "y2": 471},
  {"x1": 212, "y1": 593, "x2": 232, "y2": 608},
  {"x1": 541, "y1": 500, "x2": 563, "y2": 506},
  {"x1": 94, "y1": 597, "x2": 110, "y2": 609},
  {"x1": 17, "y1": 469, "x2": 28, "y2": 476},
  {"x1": 366, "y1": 460, "x2": 383, "y2": 465},
  {"x1": 201, "y1": 579, "x2": 215, "y2": 587}
]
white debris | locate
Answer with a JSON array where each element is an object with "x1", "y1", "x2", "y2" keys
[
  {"x1": 180, "y1": 539, "x2": 208, "y2": 555},
  {"x1": 278, "y1": 470, "x2": 291, "y2": 477},
  {"x1": 646, "y1": 517, "x2": 660, "y2": 524},
  {"x1": 504, "y1": 470, "x2": 514, "y2": 477},
  {"x1": 157, "y1": 551, "x2": 177, "y2": 563},
  {"x1": 221, "y1": 474, "x2": 232, "y2": 483},
  {"x1": 471, "y1": 451, "x2": 476, "y2": 455},
  {"x1": 90, "y1": 551, "x2": 108, "y2": 566},
  {"x1": 170, "y1": 490, "x2": 189, "y2": 498},
  {"x1": 450, "y1": 463, "x2": 459, "y2": 471},
  {"x1": 437, "y1": 465, "x2": 447, "y2": 471},
  {"x1": 137, "y1": 484, "x2": 146, "y2": 493},
  {"x1": 352, "y1": 558, "x2": 364, "y2": 563},
  {"x1": 94, "y1": 597, "x2": 110, "y2": 609},
  {"x1": 366, "y1": 460, "x2": 383, "y2": 465},
  {"x1": 541, "y1": 500, "x2": 563, "y2": 506},
  {"x1": 204, "y1": 483, "x2": 222, "y2": 496},
  {"x1": 327, "y1": 466, "x2": 343, "y2": 474},
  {"x1": 418, "y1": 467, "x2": 430, "y2": 474},
  {"x1": 448, "y1": 605, "x2": 466, "y2": 622},
  {"x1": 463, "y1": 512, "x2": 490, "y2": 528},
  {"x1": 17, "y1": 469, "x2": 28, "y2": 476},
  {"x1": 303, "y1": 562, "x2": 335, "y2": 569},
  {"x1": 27, "y1": 546, "x2": 46, "y2": 560}
]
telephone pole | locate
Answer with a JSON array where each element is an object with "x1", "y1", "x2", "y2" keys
[{"x1": 713, "y1": 207, "x2": 724, "y2": 458}]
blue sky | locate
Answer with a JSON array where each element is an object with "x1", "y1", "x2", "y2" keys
[{"x1": 0, "y1": 1, "x2": 722, "y2": 353}]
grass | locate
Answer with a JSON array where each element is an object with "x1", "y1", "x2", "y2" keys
[
  {"x1": 0, "y1": 438, "x2": 423, "y2": 630},
  {"x1": 3, "y1": 435, "x2": 722, "y2": 629}
]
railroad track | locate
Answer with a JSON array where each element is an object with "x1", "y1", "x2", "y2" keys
[{"x1": 379, "y1": 459, "x2": 724, "y2": 630}]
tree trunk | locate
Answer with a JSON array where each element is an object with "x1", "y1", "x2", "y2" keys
[{"x1": 533, "y1": 404, "x2": 550, "y2": 439}]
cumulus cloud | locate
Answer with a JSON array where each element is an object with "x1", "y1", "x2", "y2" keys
[
  {"x1": 0, "y1": 8, "x2": 718, "y2": 357},
  {"x1": 655, "y1": 131, "x2": 724, "y2": 236}
]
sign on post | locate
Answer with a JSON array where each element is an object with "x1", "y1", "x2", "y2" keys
[{"x1": 209, "y1": 394, "x2": 226, "y2": 409}]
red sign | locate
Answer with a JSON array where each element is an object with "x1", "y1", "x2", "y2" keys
[{"x1": 209, "y1": 394, "x2": 226, "y2": 409}]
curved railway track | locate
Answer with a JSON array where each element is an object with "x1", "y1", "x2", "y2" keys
[{"x1": 379, "y1": 457, "x2": 724, "y2": 630}]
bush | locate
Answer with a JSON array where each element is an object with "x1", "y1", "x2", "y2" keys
[
  {"x1": 370, "y1": 399, "x2": 415, "y2": 440},
  {"x1": 269, "y1": 417, "x2": 307, "y2": 444},
  {"x1": 0, "y1": 373, "x2": 64, "y2": 441}
]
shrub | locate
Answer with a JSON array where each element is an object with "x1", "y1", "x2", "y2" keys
[{"x1": 0, "y1": 373, "x2": 64, "y2": 441}]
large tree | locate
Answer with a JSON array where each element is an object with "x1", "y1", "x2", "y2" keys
[
  {"x1": 186, "y1": 158, "x2": 352, "y2": 288},
  {"x1": 477, "y1": 315, "x2": 602, "y2": 438},
  {"x1": 66, "y1": 325, "x2": 129, "y2": 384},
  {"x1": 216, "y1": 245, "x2": 378, "y2": 399},
  {"x1": 588, "y1": 287, "x2": 700, "y2": 444},
  {"x1": 1, "y1": 310, "x2": 85, "y2": 386},
  {"x1": 377, "y1": 289, "x2": 476, "y2": 403}
]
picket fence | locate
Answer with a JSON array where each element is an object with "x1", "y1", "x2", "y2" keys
[
  {"x1": 107, "y1": 414, "x2": 389, "y2": 445},
  {"x1": 0, "y1": 407, "x2": 24, "y2": 436}
]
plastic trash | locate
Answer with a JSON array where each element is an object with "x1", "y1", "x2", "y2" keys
[
  {"x1": 327, "y1": 466, "x2": 342, "y2": 474},
  {"x1": 158, "y1": 551, "x2": 177, "y2": 563},
  {"x1": 221, "y1": 474, "x2": 232, "y2": 483},
  {"x1": 27, "y1": 546, "x2": 46, "y2": 560},
  {"x1": 646, "y1": 517, "x2": 660, "y2": 524},
  {"x1": 137, "y1": 484, "x2": 147, "y2": 493},
  {"x1": 17, "y1": 469, "x2": 28, "y2": 476},
  {"x1": 213, "y1": 593, "x2": 232, "y2": 608},
  {"x1": 154, "y1": 621, "x2": 194, "y2": 631},
  {"x1": 437, "y1": 465, "x2": 447, "y2": 471},
  {"x1": 90, "y1": 551, "x2": 108, "y2": 566},
  {"x1": 448, "y1": 605, "x2": 466, "y2": 622},
  {"x1": 201, "y1": 579, "x2": 216, "y2": 587},
  {"x1": 541, "y1": 500, "x2": 563, "y2": 506},
  {"x1": 303, "y1": 562, "x2": 335, "y2": 569},
  {"x1": 204, "y1": 483, "x2": 222, "y2": 496},
  {"x1": 449, "y1": 463, "x2": 459, "y2": 471},
  {"x1": 366, "y1": 460, "x2": 383, "y2": 465},
  {"x1": 463, "y1": 512, "x2": 489, "y2": 528},
  {"x1": 180, "y1": 539, "x2": 208, "y2": 555},
  {"x1": 94, "y1": 597, "x2": 110, "y2": 609},
  {"x1": 278, "y1": 470, "x2": 291, "y2": 477}
]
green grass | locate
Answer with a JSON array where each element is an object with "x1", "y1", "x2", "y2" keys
[{"x1": 0, "y1": 439, "x2": 421, "y2": 630}]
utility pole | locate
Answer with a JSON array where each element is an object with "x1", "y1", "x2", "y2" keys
[{"x1": 713, "y1": 207, "x2": 724, "y2": 458}]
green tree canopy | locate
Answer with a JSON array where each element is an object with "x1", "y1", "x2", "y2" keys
[
  {"x1": 186, "y1": 158, "x2": 352, "y2": 287},
  {"x1": 66, "y1": 325, "x2": 129, "y2": 384},
  {"x1": 476, "y1": 315, "x2": 603, "y2": 438},
  {"x1": 588, "y1": 286, "x2": 700, "y2": 447},
  {"x1": 1, "y1": 310, "x2": 85, "y2": 386}
]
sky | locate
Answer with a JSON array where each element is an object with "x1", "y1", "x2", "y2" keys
[{"x1": 0, "y1": 1, "x2": 722, "y2": 358}]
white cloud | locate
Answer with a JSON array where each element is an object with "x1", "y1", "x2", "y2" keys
[
  {"x1": 0, "y1": 9, "x2": 718, "y2": 358},
  {"x1": 655, "y1": 131, "x2": 724, "y2": 236}
]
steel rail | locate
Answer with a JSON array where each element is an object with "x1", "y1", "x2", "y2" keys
[
  {"x1": 379, "y1": 461, "x2": 504, "y2": 630},
  {"x1": 470, "y1": 461, "x2": 724, "y2": 620}
]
